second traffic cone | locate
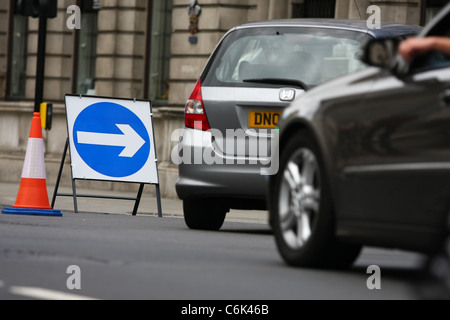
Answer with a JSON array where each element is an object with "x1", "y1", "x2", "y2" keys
[{"x1": 2, "y1": 113, "x2": 62, "y2": 217}]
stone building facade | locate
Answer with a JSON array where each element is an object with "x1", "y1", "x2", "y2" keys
[{"x1": 0, "y1": 0, "x2": 446, "y2": 199}]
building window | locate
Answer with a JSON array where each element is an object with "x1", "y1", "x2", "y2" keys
[
  {"x1": 74, "y1": 0, "x2": 100, "y2": 95},
  {"x1": 292, "y1": 1, "x2": 305, "y2": 18},
  {"x1": 147, "y1": 0, "x2": 172, "y2": 102},
  {"x1": 422, "y1": 0, "x2": 447, "y2": 25},
  {"x1": 8, "y1": 13, "x2": 28, "y2": 98},
  {"x1": 292, "y1": 0, "x2": 336, "y2": 18}
]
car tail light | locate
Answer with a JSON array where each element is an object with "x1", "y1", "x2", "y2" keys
[{"x1": 185, "y1": 79, "x2": 211, "y2": 131}]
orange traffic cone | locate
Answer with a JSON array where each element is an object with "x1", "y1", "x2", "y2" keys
[{"x1": 2, "y1": 112, "x2": 62, "y2": 217}]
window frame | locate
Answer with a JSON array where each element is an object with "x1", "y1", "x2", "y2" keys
[
  {"x1": 6, "y1": 0, "x2": 29, "y2": 100},
  {"x1": 72, "y1": 0, "x2": 100, "y2": 95},
  {"x1": 145, "y1": 0, "x2": 173, "y2": 104}
]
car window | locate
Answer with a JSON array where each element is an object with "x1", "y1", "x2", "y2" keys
[{"x1": 204, "y1": 27, "x2": 371, "y2": 88}]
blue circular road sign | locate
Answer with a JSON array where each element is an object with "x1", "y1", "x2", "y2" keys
[{"x1": 73, "y1": 102, "x2": 151, "y2": 178}]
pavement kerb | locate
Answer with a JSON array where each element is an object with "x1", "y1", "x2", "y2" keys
[{"x1": 0, "y1": 182, "x2": 269, "y2": 224}]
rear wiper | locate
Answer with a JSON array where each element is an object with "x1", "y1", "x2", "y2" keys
[{"x1": 243, "y1": 78, "x2": 309, "y2": 90}]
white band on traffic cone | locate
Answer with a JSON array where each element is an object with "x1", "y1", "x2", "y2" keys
[{"x1": 21, "y1": 138, "x2": 46, "y2": 180}]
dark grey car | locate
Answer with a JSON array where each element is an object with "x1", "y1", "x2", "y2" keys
[
  {"x1": 269, "y1": 5, "x2": 450, "y2": 269},
  {"x1": 176, "y1": 19, "x2": 421, "y2": 231}
]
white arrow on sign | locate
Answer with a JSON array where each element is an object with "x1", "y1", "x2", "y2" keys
[{"x1": 77, "y1": 124, "x2": 146, "y2": 158}]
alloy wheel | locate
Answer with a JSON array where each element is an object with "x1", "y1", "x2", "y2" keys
[{"x1": 278, "y1": 148, "x2": 320, "y2": 250}]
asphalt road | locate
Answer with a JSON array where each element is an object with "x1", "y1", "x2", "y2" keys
[{"x1": 0, "y1": 209, "x2": 436, "y2": 301}]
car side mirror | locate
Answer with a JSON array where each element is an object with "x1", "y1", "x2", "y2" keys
[{"x1": 360, "y1": 38, "x2": 403, "y2": 71}]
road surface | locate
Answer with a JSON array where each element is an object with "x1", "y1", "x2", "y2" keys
[{"x1": 0, "y1": 210, "x2": 436, "y2": 302}]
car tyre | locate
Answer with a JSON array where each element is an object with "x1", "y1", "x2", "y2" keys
[
  {"x1": 419, "y1": 214, "x2": 450, "y2": 299},
  {"x1": 184, "y1": 198, "x2": 227, "y2": 231},
  {"x1": 271, "y1": 132, "x2": 361, "y2": 269}
]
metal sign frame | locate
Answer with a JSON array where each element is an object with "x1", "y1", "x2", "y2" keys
[{"x1": 52, "y1": 94, "x2": 163, "y2": 217}]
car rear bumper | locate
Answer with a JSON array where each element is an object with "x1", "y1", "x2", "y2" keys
[
  {"x1": 175, "y1": 128, "x2": 274, "y2": 208},
  {"x1": 176, "y1": 162, "x2": 268, "y2": 198}
]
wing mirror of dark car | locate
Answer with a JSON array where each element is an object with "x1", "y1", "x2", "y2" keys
[{"x1": 360, "y1": 38, "x2": 404, "y2": 72}]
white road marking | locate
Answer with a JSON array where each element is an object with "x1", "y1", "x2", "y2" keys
[
  {"x1": 9, "y1": 286, "x2": 98, "y2": 301},
  {"x1": 0, "y1": 280, "x2": 4, "y2": 288}
]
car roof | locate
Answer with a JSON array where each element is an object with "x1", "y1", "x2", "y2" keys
[{"x1": 236, "y1": 19, "x2": 422, "y2": 39}]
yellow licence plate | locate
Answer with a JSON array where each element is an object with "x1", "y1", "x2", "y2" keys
[{"x1": 249, "y1": 111, "x2": 282, "y2": 129}]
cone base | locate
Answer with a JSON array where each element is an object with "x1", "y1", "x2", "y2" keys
[
  {"x1": 2, "y1": 207, "x2": 62, "y2": 217},
  {"x1": 13, "y1": 178, "x2": 51, "y2": 209}
]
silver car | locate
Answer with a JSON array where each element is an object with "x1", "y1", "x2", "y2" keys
[{"x1": 176, "y1": 19, "x2": 422, "y2": 230}]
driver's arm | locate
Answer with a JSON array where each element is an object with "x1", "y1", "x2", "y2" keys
[{"x1": 399, "y1": 36, "x2": 450, "y2": 62}]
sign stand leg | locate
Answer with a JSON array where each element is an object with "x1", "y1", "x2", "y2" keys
[
  {"x1": 51, "y1": 138, "x2": 79, "y2": 213},
  {"x1": 156, "y1": 185, "x2": 163, "y2": 218},
  {"x1": 71, "y1": 178, "x2": 79, "y2": 213},
  {"x1": 51, "y1": 138, "x2": 69, "y2": 209},
  {"x1": 132, "y1": 184, "x2": 145, "y2": 216}
]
